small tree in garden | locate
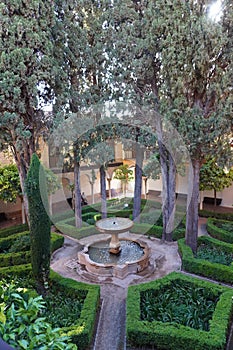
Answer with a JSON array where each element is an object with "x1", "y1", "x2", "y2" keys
[
  {"x1": 25, "y1": 154, "x2": 51, "y2": 296},
  {"x1": 200, "y1": 158, "x2": 233, "y2": 207},
  {"x1": 114, "y1": 164, "x2": 134, "y2": 196},
  {"x1": 0, "y1": 164, "x2": 21, "y2": 203}
]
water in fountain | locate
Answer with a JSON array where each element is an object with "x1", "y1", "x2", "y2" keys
[{"x1": 88, "y1": 239, "x2": 144, "y2": 264}]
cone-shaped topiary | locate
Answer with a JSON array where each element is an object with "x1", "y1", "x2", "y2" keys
[{"x1": 25, "y1": 154, "x2": 51, "y2": 295}]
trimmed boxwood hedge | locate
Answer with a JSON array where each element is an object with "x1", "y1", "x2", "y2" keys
[
  {"x1": 51, "y1": 209, "x2": 74, "y2": 223},
  {"x1": 49, "y1": 270, "x2": 100, "y2": 350},
  {"x1": 131, "y1": 223, "x2": 185, "y2": 241},
  {"x1": 0, "y1": 231, "x2": 64, "y2": 267},
  {"x1": 0, "y1": 223, "x2": 28, "y2": 238},
  {"x1": 56, "y1": 218, "x2": 99, "y2": 239},
  {"x1": 127, "y1": 272, "x2": 233, "y2": 350},
  {"x1": 0, "y1": 231, "x2": 29, "y2": 252},
  {"x1": 207, "y1": 218, "x2": 233, "y2": 243},
  {"x1": 0, "y1": 263, "x2": 32, "y2": 278},
  {"x1": 199, "y1": 209, "x2": 233, "y2": 221},
  {"x1": 178, "y1": 237, "x2": 233, "y2": 284}
]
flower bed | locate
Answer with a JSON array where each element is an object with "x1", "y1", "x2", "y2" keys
[
  {"x1": 127, "y1": 272, "x2": 233, "y2": 350},
  {"x1": 178, "y1": 236, "x2": 233, "y2": 284}
]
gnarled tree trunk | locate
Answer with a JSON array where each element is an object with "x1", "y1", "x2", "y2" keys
[
  {"x1": 74, "y1": 148, "x2": 82, "y2": 228},
  {"x1": 185, "y1": 159, "x2": 200, "y2": 253},
  {"x1": 100, "y1": 165, "x2": 107, "y2": 219},
  {"x1": 133, "y1": 144, "x2": 144, "y2": 223}
]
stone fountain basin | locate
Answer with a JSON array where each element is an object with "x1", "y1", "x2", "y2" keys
[
  {"x1": 77, "y1": 237, "x2": 150, "y2": 279},
  {"x1": 95, "y1": 217, "x2": 134, "y2": 234}
]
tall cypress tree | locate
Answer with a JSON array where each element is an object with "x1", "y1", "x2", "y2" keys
[
  {"x1": 0, "y1": 1, "x2": 57, "y2": 219},
  {"x1": 25, "y1": 154, "x2": 51, "y2": 296}
]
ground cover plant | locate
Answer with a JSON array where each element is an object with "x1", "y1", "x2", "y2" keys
[
  {"x1": 196, "y1": 244, "x2": 233, "y2": 266},
  {"x1": 43, "y1": 283, "x2": 87, "y2": 328},
  {"x1": 127, "y1": 272, "x2": 233, "y2": 350},
  {"x1": 140, "y1": 279, "x2": 220, "y2": 331},
  {"x1": 178, "y1": 236, "x2": 233, "y2": 284},
  {"x1": 0, "y1": 279, "x2": 77, "y2": 350}
]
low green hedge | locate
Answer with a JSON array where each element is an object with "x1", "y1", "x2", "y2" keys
[
  {"x1": 178, "y1": 237, "x2": 233, "y2": 284},
  {"x1": 207, "y1": 218, "x2": 233, "y2": 243},
  {"x1": 0, "y1": 263, "x2": 32, "y2": 278},
  {"x1": 131, "y1": 223, "x2": 185, "y2": 241},
  {"x1": 51, "y1": 209, "x2": 74, "y2": 223},
  {"x1": 0, "y1": 250, "x2": 31, "y2": 267},
  {"x1": 0, "y1": 232, "x2": 64, "y2": 267},
  {"x1": 0, "y1": 223, "x2": 28, "y2": 238},
  {"x1": 0, "y1": 231, "x2": 29, "y2": 252},
  {"x1": 56, "y1": 218, "x2": 99, "y2": 240},
  {"x1": 81, "y1": 203, "x2": 101, "y2": 215},
  {"x1": 199, "y1": 209, "x2": 233, "y2": 221},
  {"x1": 49, "y1": 270, "x2": 100, "y2": 350},
  {"x1": 127, "y1": 272, "x2": 233, "y2": 350}
]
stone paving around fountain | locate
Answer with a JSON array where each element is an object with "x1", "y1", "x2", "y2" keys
[{"x1": 51, "y1": 233, "x2": 182, "y2": 287}]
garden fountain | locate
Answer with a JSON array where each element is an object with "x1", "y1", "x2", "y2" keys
[
  {"x1": 77, "y1": 217, "x2": 152, "y2": 279},
  {"x1": 95, "y1": 217, "x2": 133, "y2": 254}
]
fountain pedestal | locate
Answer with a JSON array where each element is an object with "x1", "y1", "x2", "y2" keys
[
  {"x1": 95, "y1": 217, "x2": 133, "y2": 255},
  {"x1": 109, "y1": 232, "x2": 121, "y2": 254}
]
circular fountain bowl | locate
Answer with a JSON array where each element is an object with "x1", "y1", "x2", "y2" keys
[
  {"x1": 77, "y1": 237, "x2": 150, "y2": 279},
  {"x1": 95, "y1": 217, "x2": 134, "y2": 234}
]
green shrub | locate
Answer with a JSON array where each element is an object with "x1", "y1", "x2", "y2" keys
[
  {"x1": 0, "y1": 251, "x2": 31, "y2": 267},
  {"x1": 0, "y1": 231, "x2": 29, "y2": 253},
  {"x1": 207, "y1": 218, "x2": 233, "y2": 243},
  {"x1": 51, "y1": 209, "x2": 74, "y2": 224},
  {"x1": 43, "y1": 283, "x2": 86, "y2": 328},
  {"x1": 0, "y1": 223, "x2": 28, "y2": 238},
  {"x1": 178, "y1": 237, "x2": 233, "y2": 284},
  {"x1": 127, "y1": 272, "x2": 233, "y2": 350},
  {"x1": 51, "y1": 233, "x2": 64, "y2": 252},
  {"x1": 0, "y1": 264, "x2": 32, "y2": 279},
  {"x1": 140, "y1": 210, "x2": 163, "y2": 226},
  {"x1": 196, "y1": 244, "x2": 232, "y2": 266},
  {"x1": 199, "y1": 209, "x2": 233, "y2": 221},
  {"x1": 0, "y1": 233, "x2": 64, "y2": 267},
  {"x1": 131, "y1": 223, "x2": 185, "y2": 241},
  {"x1": 49, "y1": 271, "x2": 100, "y2": 350},
  {"x1": 56, "y1": 220, "x2": 99, "y2": 239},
  {"x1": 140, "y1": 279, "x2": 220, "y2": 331},
  {"x1": 0, "y1": 279, "x2": 77, "y2": 349},
  {"x1": 9, "y1": 234, "x2": 31, "y2": 253}
]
